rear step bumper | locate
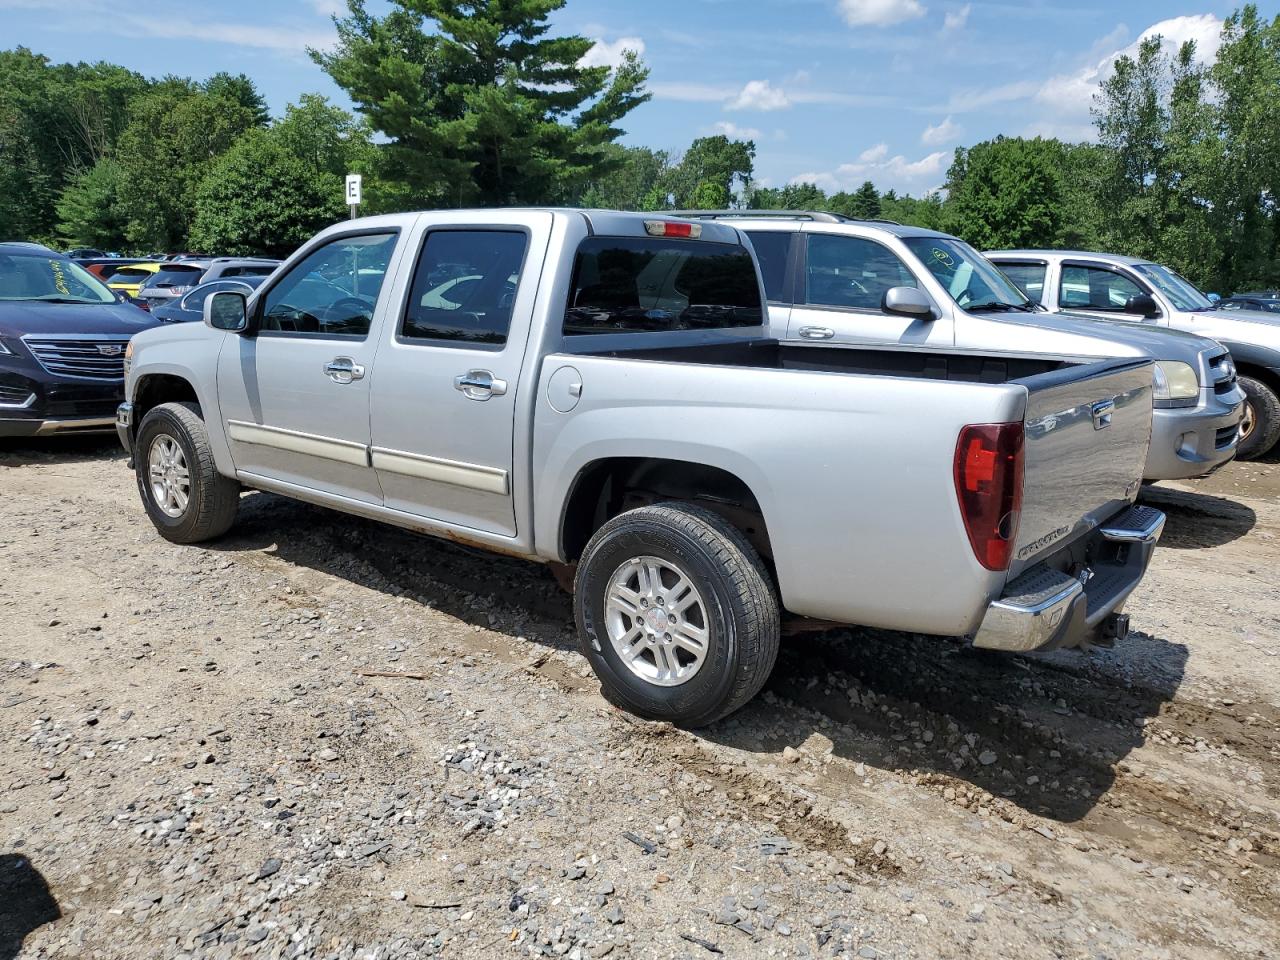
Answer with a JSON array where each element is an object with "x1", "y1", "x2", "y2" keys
[{"x1": 973, "y1": 505, "x2": 1165, "y2": 653}]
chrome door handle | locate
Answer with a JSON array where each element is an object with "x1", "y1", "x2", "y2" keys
[
  {"x1": 799, "y1": 326, "x2": 835, "y2": 340},
  {"x1": 324, "y1": 357, "x2": 365, "y2": 384},
  {"x1": 454, "y1": 369, "x2": 508, "y2": 401}
]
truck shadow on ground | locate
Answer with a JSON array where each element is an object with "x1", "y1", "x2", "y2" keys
[
  {"x1": 0, "y1": 854, "x2": 61, "y2": 960},
  {"x1": 707, "y1": 626, "x2": 1187, "y2": 825},
  {"x1": 0, "y1": 435, "x2": 122, "y2": 469},
  {"x1": 215, "y1": 492, "x2": 1186, "y2": 826},
  {"x1": 1137, "y1": 486, "x2": 1256, "y2": 549}
]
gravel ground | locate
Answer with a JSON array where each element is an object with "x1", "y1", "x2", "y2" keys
[{"x1": 1, "y1": 437, "x2": 1277, "y2": 960}]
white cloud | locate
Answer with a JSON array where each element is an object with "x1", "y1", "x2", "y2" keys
[
  {"x1": 858, "y1": 143, "x2": 889, "y2": 163},
  {"x1": 1036, "y1": 15, "x2": 1223, "y2": 121},
  {"x1": 791, "y1": 149, "x2": 949, "y2": 193},
  {"x1": 836, "y1": 0, "x2": 926, "y2": 27},
  {"x1": 943, "y1": 3, "x2": 970, "y2": 32},
  {"x1": 579, "y1": 36, "x2": 646, "y2": 70},
  {"x1": 921, "y1": 115, "x2": 962, "y2": 145},
  {"x1": 727, "y1": 79, "x2": 791, "y2": 111},
  {"x1": 312, "y1": 0, "x2": 345, "y2": 16},
  {"x1": 707, "y1": 120, "x2": 763, "y2": 141}
]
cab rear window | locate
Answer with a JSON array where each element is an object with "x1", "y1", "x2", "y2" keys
[{"x1": 564, "y1": 237, "x2": 762, "y2": 336}]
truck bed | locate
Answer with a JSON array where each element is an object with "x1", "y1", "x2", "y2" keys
[{"x1": 545, "y1": 337, "x2": 1154, "y2": 626}]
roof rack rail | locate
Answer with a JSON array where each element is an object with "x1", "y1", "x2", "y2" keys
[{"x1": 663, "y1": 209, "x2": 901, "y2": 226}]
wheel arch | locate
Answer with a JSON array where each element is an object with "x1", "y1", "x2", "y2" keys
[{"x1": 557, "y1": 456, "x2": 775, "y2": 572}]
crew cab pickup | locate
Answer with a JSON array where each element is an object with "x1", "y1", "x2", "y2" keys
[{"x1": 117, "y1": 210, "x2": 1165, "y2": 726}]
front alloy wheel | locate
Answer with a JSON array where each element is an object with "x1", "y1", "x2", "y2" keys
[{"x1": 148, "y1": 434, "x2": 191, "y2": 518}]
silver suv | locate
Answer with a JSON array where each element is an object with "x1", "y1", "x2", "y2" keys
[
  {"x1": 988, "y1": 249, "x2": 1280, "y2": 460},
  {"x1": 680, "y1": 212, "x2": 1243, "y2": 482}
]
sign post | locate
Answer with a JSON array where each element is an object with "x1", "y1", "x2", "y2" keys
[{"x1": 345, "y1": 174, "x2": 363, "y2": 220}]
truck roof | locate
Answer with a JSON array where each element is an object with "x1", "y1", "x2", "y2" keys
[
  {"x1": 334, "y1": 208, "x2": 750, "y2": 246},
  {"x1": 667, "y1": 210, "x2": 955, "y2": 240},
  {"x1": 987, "y1": 249, "x2": 1153, "y2": 267}
]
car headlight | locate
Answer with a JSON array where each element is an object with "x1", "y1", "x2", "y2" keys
[
  {"x1": 1152, "y1": 360, "x2": 1199, "y2": 405},
  {"x1": 124, "y1": 338, "x2": 134, "y2": 379}
]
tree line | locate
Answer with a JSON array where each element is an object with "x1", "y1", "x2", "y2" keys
[{"x1": 1, "y1": 2, "x2": 1277, "y2": 292}]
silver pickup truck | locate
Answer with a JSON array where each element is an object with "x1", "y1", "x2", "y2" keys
[{"x1": 116, "y1": 210, "x2": 1165, "y2": 726}]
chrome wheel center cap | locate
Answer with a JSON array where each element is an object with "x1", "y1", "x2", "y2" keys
[{"x1": 645, "y1": 608, "x2": 670, "y2": 633}]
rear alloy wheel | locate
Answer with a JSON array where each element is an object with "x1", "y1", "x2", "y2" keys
[
  {"x1": 1236, "y1": 375, "x2": 1280, "y2": 460},
  {"x1": 575, "y1": 503, "x2": 780, "y2": 727}
]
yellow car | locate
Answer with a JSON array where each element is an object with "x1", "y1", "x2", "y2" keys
[{"x1": 107, "y1": 261, "x2": 162, "y2": 298}]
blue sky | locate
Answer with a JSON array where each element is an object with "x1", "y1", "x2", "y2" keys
[{"x1": 1, "y1": 0, "x2": 1264, "y2": 195}]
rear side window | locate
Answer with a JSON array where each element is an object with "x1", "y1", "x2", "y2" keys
[
  {"x1": 400, "y1": 230, "x2": 529, "y2": 347},
  {"x1": 1060, "y1": 265, "x2": 1143, "y2": 311},
  {"x1": 744, "y1": 231, "x2": 793, "y2": 302},
  {"x1": 999, "y1": 262, "x2": 1047, "y2": 303},
  {"x1": 565, "y1": 237, "x2": 762, "y2": 335}
]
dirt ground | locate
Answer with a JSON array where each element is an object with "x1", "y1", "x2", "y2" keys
[{"x1": 1, "y1": 437, "x2": 1277, "y2": 960}]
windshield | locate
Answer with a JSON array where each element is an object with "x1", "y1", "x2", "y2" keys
[
  {"x1": 148, "y1": 266, "x2": 206, "y2": 288},
  {"x1": 901, "y1": 237, "x2": 1031, "y2": 310},
  {"x1": 1132, "y1": 263, "x2": 1214, "y2": 311},
  {"x1": 0, "y1": 253, "x2": 116, "y2": 303}
]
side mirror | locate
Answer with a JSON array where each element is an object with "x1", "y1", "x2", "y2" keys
[
  {"x1": 205, "y1": 291, "x2": 249, "y2": 332},
  {"x1": 883, "y1": 285, "x2": 935, "y2": 320},
  {"x1": 1124, "y1": 293, "x2": 1161, "y2": 319}
]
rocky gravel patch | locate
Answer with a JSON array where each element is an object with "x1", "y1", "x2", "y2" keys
[{"x1": 1, "y1": 438, "x2": 1278, "y2": 959}]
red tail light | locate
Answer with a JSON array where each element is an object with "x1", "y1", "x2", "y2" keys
[{"x1": 954, "y1": 422, "x2": 1024, "y2": 571}]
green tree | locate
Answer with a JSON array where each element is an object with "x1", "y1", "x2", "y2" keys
[
  {"x1": 312, "y1": 0, "x2": 651, "y2": 206},
  {"x1": 830, "y1": 181, "x2": 881, "y2": 219},
  {"x1": 113, "y1": 81, "x2": 259, "y2": 249},
  {"x1": 689, "y1": 180, "x2": 729, "y2": 209},
  {"x1": 942, "y1": 137, "x2": 1070, "y2": 249},
  {"x1": 189, "y1": 129, "x2": 344, "y2": 257},
  {"x1": 577, "y1": 144, "x2": 670, "y2": 209},
  {"x1": 203, "y1": 72, "x2": 271, "y2": 127},
  {"x1": 660, "y1": 135, "x2": 754, "y2": 208},
  {"x1": 0, "y1": 48, "x2": 149, "y2": 242},
  {"x1": 55, "y1": 158, "x2": 130, "y2": 248},
  {"x1": 1208, "y1": 5, "x2": 1280, "y2": 289}
]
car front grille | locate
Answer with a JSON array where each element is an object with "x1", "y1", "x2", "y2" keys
[
  {"x1": 1209, "y1": 352, "x2": 1238, "y2": 397},
  {"x1": 22, "y1": 336, "x2": 129, "y2": 381}
]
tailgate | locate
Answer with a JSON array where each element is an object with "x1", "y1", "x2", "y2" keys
[{"x1": 1011, "y1": 358, "x2": 1153, "y2": 579}]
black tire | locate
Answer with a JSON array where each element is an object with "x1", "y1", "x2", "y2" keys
[
  {"x1": 1237, "y1": 375, "x2": 1280, "y2": 460},
  {"x1": 574, "y1": 503, "x2": 780, "y2": 727},
  {"x1": 134, "y1": 401, "x2": 239, "y2": 543}
]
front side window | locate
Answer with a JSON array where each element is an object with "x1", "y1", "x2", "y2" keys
[
  {"x1": 400, "y1": 230, "x2": 529, "y2": 346},
  {"x1": 998, "y1": 262, "x2": 1047, "y2": 304},
  {"x1": 1059, "y1": 265, "x2": 1144, "y2": 312},
  {"x1": 1132, "y1": 263, "x2": 1213, "y2": 311},
  {"x1": 744, "y1": 231, "x2": 793, "y2": 303},
  {"x1": 0, "y1": 253, "x2": 115, "y2": 303},
  {"x1": 260, "y1": 232, "x2": 397, "y2": 337},
  {"x1": 901, "y1": 237, "x2": 1029, "y2": 310},
  {"x1": 805, "y1": 234, "x2": 917, "y2": 310},
  {"x1": 565, "y1": 237, "x2": 762, "y2": 335}
]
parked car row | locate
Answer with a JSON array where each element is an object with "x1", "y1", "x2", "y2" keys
[{"x1": 0, "y1": 245, "x2": 279, "y2": 438}]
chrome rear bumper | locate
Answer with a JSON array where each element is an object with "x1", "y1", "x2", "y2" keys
[{"x1": 973, "y1": 505, "x2": 1165, "y2": 653}]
